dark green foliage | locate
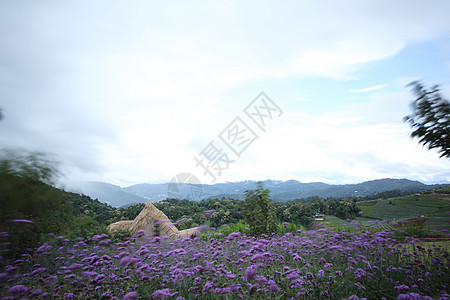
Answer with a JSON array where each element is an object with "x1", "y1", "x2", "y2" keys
[
  {"x1": 357, "y1": 190, "x2": 412, "y2": 201},
  {"x1": 63, "y1": 216, "x2": 105, "y2": 240},
  {"x1": 289, "y1": 203, "x2": 314, "y2": 227},
  {"x1": 210, "y1": 208, "x2": 230, "y2": 228},
  {"x1": 0, "y1": 150, "x2": 69, "y2": 258},
  {"x1": 117, "y1": 203, "x2": 145, "y2": 220},
  {"x1": 244, "y1": 182, "x2": 277, "y2": 235},
  {"x1": 64, "y1": 192, "x2": 119, "y2": 224},
  {"x1": 327, "y1": 198, "x2": 360, "y2": 220},
  {"x1": 404, "y1": 81, "x2": 450, "y2": 158}
]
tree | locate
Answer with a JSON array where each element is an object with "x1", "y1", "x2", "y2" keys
[
  {"x1": 0, "y1": 149, "x2": 68, "y2": 258},
  {"x1": 244, "y1": 182, "x2": 277, "y2": 235},
  {"x1": 290, "y1": 203, "x2": 314, "y2": 227},
  {"x1": 404, "y1": 81, "x2": 450, "y2": 158}
]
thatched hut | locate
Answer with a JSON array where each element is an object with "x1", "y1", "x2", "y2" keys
[
  {"x1": 108, "y1": 220, "x2": 133, "y2": 232},
  {"x1": 108, "y1": 202, "x2": 199, "y2": 239}
]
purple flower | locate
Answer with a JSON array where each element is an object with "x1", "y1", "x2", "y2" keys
[
  {"x1": 202, "y1": 281, "x2": 215, "y2": 292},
  {"x1": 347, "y1": 296, "x2": 366, "y2": 300},
  {"x1": 8, "y1": 284, "x2": 28, "y2": 294},
  {"x1": 8, "y1": 219, "x2": 34, "y2": 223},
  {"x1": 99, "y1": 239, "x2": 112, "y2": 246},
  {"x1": 30, "y1": 289, "x2": 42, "y2": 296},
  {"x1": 397, "y1": 292, "x2": 433, "y2": 300},
  {"x1": 283, "y1": 222, "x2": 289, "y2": 228},
  {"x1": 227, "y1": 232, "x2": 241, "y2": 240},
  {"x1": 355, "y1": 268, "x2": 366, "y2": 278},
  {"x1": 154, "y1": 220, "x2": 168, "y2": 225},
  {"x1": 245, "y1": 265, "x2": 257, "y2": 281},
  {"x1": 394, "y1": 285, "x2": 410, "y2": 292},
  {"x1": 82, "y1": 271, "x2": 99, "y2": 278},
  {"x1": 123, "y1": 291, "x2": 138, "y2": 300},
  {"x1": 91, "y1": 233, "x2": 109, "y2": 241},
  {"x1": 119, "y1": 256, "x2": 139, "y2": 266},
  {"x1": 152, "y1": 288, "x2": 174, "y2": 299},
  {"x1": 230, "y1": 284, "x2": 240, "y2": 292},
  {"x1": 68, "y1": 263, "x2": 84, "y2": 270},
  {"x1": 135, "y1": 230, "x2": 146, "y2": 237},
  {"x1": 31, "y1": 267, "x2": 46, "y2": 276},
  {"x1": 101, "y1": 291, "x2": 113, "y2": 298},
  {"x1": 36, "y1": 243, "x2": 53, "y2": 253},
  {"x1": 268, "y1": 280, "x2": 280, "y2": 293}
]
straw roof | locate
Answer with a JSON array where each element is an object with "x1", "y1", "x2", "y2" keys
[
  {"x1": 108, "y1": 220, "x2": 133, "y2": 232},
  {"x1": 107, "y1": 202, "x2": 199, "y2": 239}
]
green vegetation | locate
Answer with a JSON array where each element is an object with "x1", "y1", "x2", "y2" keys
[
  {"x1": 404, "y1": 81, "x2": 450, "y2": 158},
  {"x1": 358, "y1": 189, "x2": 450, "y2": 234},
  {"x1": 321, "y1": 215, "x2": 371, "y2": 227},
  {"x1": 0, "y1": 150, "x2": 117, "y2": 258},
  {"x1": 358, "y1": 205, "x2": 374, "y2": 217},
  {"x1": 0, "y1": 150, "x2": 69, "y2": 257},
  {"x1": 244, "y1": 182, "x2": 277, "y2": 235}
]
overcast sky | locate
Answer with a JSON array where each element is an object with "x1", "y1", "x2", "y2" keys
[{"x1": 1, "y1": 1, "x2": 450, "y2": 187}]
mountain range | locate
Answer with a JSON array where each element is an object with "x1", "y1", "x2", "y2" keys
[{"x1": 64, "y1": 178, "x2": 449, "y2": 208}]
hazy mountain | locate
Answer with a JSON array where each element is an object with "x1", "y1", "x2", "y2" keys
[
  {"x1": 122, "y1": 183, "x2": 169, "y2": 202},
  {"x1": 272, "y1": 178, "x2": 431, "y2": 201},
  {"x1": 197, "y1": 178, "x2": 440, "y2": 201},
  {"x1": 66, "y1": 178, "x2": 448, "y2": 206},
  {"x1": 65, "y1": 181, "x2": 149, "y2": 208}
]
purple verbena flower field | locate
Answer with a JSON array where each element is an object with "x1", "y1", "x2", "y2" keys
[{"x1": 1, "y1": 226, "x2": 449, "y2": 299}]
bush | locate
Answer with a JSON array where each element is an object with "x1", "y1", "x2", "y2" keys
[
  {"x1": 244, "y1": 182, "x2": 277, "y2": 236},
  {"x1": 0, "y1": 149, "x2": 68, "y2": 258}
]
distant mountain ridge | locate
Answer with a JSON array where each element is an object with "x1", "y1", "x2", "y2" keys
[
  {"x1": 66, "y1": 178, "x2": 449, "y2": 207},
  {"x1": 65, "y1": 181, "x2": 148, "y2": 208}
]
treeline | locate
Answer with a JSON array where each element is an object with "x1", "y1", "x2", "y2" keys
[
  {"x1": 290, "y1": 190, "x2": 413, "y2": 204},
  {"x1": 117, "y1": 196, "x2": 360, "y2": 230}
]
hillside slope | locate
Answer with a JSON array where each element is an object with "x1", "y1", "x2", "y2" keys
[{"x1": 359, "y1": 188, "x2": 450, "y2": 232}]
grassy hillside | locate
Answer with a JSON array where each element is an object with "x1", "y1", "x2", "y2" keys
[{"x1": 358, "y1": 188, "x2": 450, "y2": 233}]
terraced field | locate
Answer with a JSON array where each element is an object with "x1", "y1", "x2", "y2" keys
[{"x1": 358, "y1": 190, "x2": 450, "y2": 233}]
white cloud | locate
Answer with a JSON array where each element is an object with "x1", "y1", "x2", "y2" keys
[
  {"x1": 350, "y1": 84, "x2": 386, "y2": 93},
  {"x1": 1, "y1": 1, "x2": 450, "y2": 186}
]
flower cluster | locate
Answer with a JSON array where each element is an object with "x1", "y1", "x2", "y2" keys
[{"x1": 0, "y1": 227, "x2": 448, "y2": 299}]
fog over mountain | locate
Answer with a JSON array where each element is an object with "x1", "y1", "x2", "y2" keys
[{"x1": 64, "y1": 178, "x2": 449, "y2": 207}]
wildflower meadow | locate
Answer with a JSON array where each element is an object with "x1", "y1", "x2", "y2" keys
[{"x1": 1, "y1": 224, "x2": 448, "y2": 299}]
